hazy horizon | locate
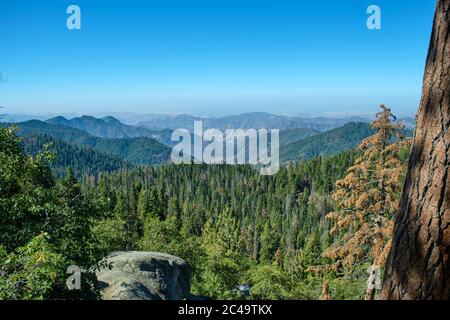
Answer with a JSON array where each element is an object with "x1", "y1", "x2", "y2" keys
[{"x1": 2, "y1": 109, "x2": 416, "y2": 125}]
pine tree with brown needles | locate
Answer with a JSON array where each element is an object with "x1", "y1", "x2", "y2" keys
[{"x1": 321, "y1": 105, "x2": 410, "y2": 300}]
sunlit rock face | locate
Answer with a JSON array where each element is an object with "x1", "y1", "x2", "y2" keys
[{"x1": 96, "y1": 251, "x2": 191, "y2": 300}]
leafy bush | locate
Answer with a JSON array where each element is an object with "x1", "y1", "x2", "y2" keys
[{"x1": 0, "y1": 234, "x2": 66, "y2": 300}]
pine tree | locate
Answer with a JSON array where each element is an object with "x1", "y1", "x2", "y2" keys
[
  {"x1": 52, "y1": 167, "x2": 96, "y2": 266},
  {"x1": 137, "y1": 188, "x2": 150, "y2": 220},
  {"x1": 198, "y1": 207, "x2": 247, "y2": 298},
  {"x1": 259, "y1": 221, "x2": 278, "y2": 263},
  {"x1": 383, "y1": 0, "x2": 450, "y2": 299},
  {"x1": 0, "y1": 126, "x2": 55, "y2": 251},
  {"x1": 320, "y1": 281, "x2": 332, "y2": 300},
  {"x1": 323, "y1": 105, "x2": 410, "y2": 299}
]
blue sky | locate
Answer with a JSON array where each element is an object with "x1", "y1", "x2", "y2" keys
[{"x1": 0, "y1": 0, "x2": 436, "y2": 116}]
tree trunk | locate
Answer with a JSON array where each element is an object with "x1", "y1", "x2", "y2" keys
[
  {"x1": 365, "y1": 287, "x2": 375, "y2": 301},
  {"x1": 382, "y1": 0, "x2": 450, "y2": 300}
]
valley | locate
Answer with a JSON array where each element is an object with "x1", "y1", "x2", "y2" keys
[
  {"x1": 1, "y1": 112, "x2": 398, "y2": 178},
  {"x1": 0, "y1": 108, "x2": 410, "y2": 299}
]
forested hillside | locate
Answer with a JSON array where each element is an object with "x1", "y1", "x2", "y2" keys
[
  {"x1": 22, "y1": 133, "x2": 131, "y2": 178},
  {"x1": 281, "y1": 122, "x2": 413, "y2": 163},
  {"x1": 0, "y1": 107, "x2": 411, "y2": 300},
  {"x1": 280, "y1": 122, "x2": 374, "y2": 162},
  {"x1": 1, "y1": 121, "x2": 171, "y2": 166},
  {"x1": 279, "y1": 128, "x2": 319, "y2": 145},
  {"x1": 86, "y1": 149, "x2": 363, "y2": 299},
  {"x1": 46, "y1": 115, "x2": 173, "y2": 143},
  {"x1": 5, "y1": 119, "x2": 385, "y2": 166}
]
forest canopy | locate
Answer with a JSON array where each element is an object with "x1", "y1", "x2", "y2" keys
[{"x1": 0, "y1": 106, "x2": 410, "y2": 299}]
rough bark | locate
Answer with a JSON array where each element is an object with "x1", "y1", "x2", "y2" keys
[{"x1": 382, "y1": 0, "x2": 450, "y2": 300}]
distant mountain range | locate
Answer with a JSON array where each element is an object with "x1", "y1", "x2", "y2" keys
[
  {"x1": 114, "y1": 112, "x2": 414, "y2": 132},
  {"x1": 46, "y1": 115, "x2": 173, "y2": 145},
  {"x1": 2, "y1": 120, "x2": 171, "y2": 170},
  {"x1": 1, "y1": 112, "x2": 413, "y2": 177},
  {"x1": 125, "y1": 112, "x2": 375, "y2": 132},
  {"x1": 5, "y1": 112, "x2": 416, "y2": 133}
]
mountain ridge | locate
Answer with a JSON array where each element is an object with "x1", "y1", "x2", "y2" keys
[
  {"x1": 2, "y1": 120, "x2": 171, "y2": 166},
  {"x1": 6, "y1": 112, "x2": 415, "y2": 133},
  {"x1": 46, "y1": 115, "x2": 165, "y2": 140}
]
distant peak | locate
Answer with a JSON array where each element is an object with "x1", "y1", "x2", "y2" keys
[
  {"x1": 79, "y1": 115, "x2": 97, "y2": 120},
  {"x1": 46, "y1": 116, "x2": 69, "y2": 124},
  {"x1": 102, "y1": 116, "x2": 121, "y2": 124}
]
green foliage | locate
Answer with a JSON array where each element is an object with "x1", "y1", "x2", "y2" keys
[
  {"x1": 195, "y1": 209, "x2": 250, "y2": 299},
  {"x1": 0, "y1": 127, "x2": 55, "y2": 251},
  {"x1": 0, "y1": 234, "x2": 66, "y2": 300},
  {"x1": 88, "y1": 150, "x2": 363, "y2": 299},
  {"x1": 22, "y1": 133, "x2": 131, "y2": 178},
  {"x1": 50, "y1": 168, "x2": 99, "y2": 266},
  {"x1": 91, "y1": 216, "x2": 128, "y2": 256},
  {"x1": 139, "y1": 215, "x2": 204, "y2": 292},
  {"x1": 279, "y1": 128, "x2": 318, "y2": 145},
  {"x1": 248, "y1": 263, "x2": 293, "y2": 300},
  {"x1": 140, "y1": 215, "x2": 182, "y2": 253},
  {"x1": 0, "y1": 116, "x2": 410, "y2": 300},
  {"x1": 2, "y1": 120, "x2": 171, "y2": 168},
  {"x1": 0, "y1": 127, "x2": 104, "y2": 300},
  {"x1": 281, "y1": 122, "x2": 374, "y2": 162}
]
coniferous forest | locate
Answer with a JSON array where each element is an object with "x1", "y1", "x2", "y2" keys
[
  {"x1": 1, "y1": 0, "x2": 449, "y2": 302},
  {"x1": 0, "y1": 106, "x2": 411, "y2": 300}
]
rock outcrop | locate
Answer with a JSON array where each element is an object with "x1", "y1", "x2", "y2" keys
[{"x1": 96, "y1": 251, "x2": 191, "y2": 300}]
